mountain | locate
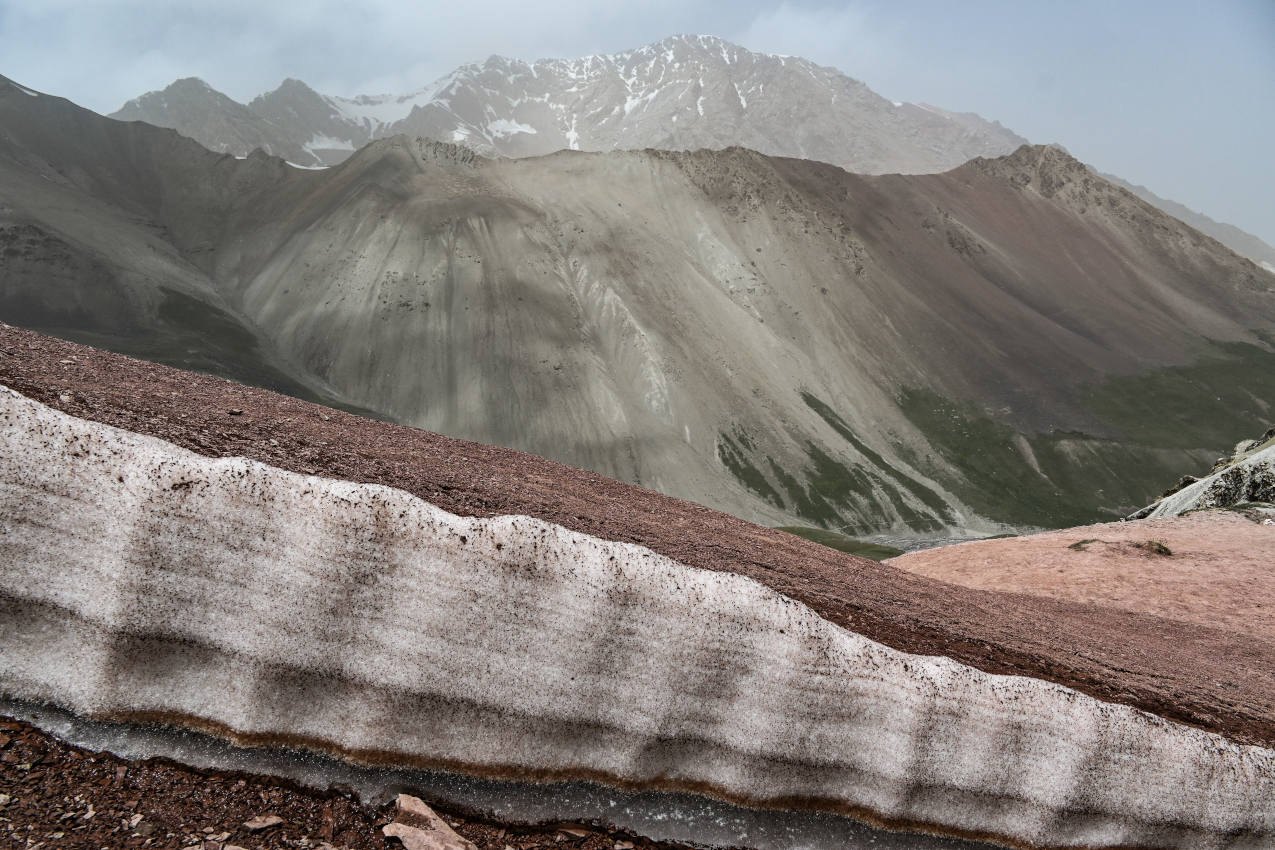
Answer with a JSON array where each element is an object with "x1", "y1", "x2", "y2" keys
[
  {"x1": 112, "y1": 76, "x2": 312, "y2": 163},
  {"x1": 5, "y1": 73, "x2": 1275, "y2": 537},
  {"x1": 110, "y1": 36, "x2": 1275, "y2": 268},
  {"x1": 1100, "y1": 171, "x2": 1275, "y2": 269},
  {"x1": 111, "y1": 35, "x2": 1028, "y2": 173}
]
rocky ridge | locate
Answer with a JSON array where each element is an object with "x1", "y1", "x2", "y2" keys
[
  {"x1": 111, "y1": 35, "x2": 1025, "y2": 174},
  {"x1": 1099, "y1": 171, "x2": 1275, "y2": 269},
  {"x1": 1131, "y1": 424, "x2": 1275, "y2": 519},
  {"x1": 104, "y1": 36, "x2": 1275, "y2": 266}
]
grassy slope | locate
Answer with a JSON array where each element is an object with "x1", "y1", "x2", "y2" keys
[{"x1": 775, "y1": 526, "x2": 905, "y2": 560}]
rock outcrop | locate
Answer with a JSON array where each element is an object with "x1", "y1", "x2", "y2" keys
[
  {"x1": 2, "y1": 363, "x2": 1274, "y2": 848},
  {"x1": 383, "y1": 796, "x2": 476, "y2": 850},
  {"x1": 1131, "y1": 427, "x2": 1275, "y2": 518}
]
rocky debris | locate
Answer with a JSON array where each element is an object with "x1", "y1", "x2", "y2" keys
[
  {"x1": 382, "y1": 795, "x2": 476, "y2": 850},
  {"x1": 1131, "y1": 426, "x2": 1275, "y2": 519},
  {"x1": 244, "y1": 813, "x2": 285, "y2": 831},
  {"x1": 0, "y1": 717, "x2": 382, "y2": 849},
  {"x1": 1161, "y1": 474, "x2": 1199, "y2": 497},
  {"x1": 0, "y1": 717, "x2": 679, "y2": 850}
]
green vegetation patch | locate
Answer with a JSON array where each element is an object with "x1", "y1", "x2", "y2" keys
[
  {"x1": 896, "y1": 387, "x2": 1201, "y2": 528},
  {"x1": 1133, "y1": 539, "x2": 1173, "y2": 556},
  {"x1": 719, "y1": 423, "x2": 946, "y2": 534},
  {"x1": 1081, "y1": 339, "x2": 1275, "y2": 450},
  {"x1": 1067, "y1": 538, "x2": 1172, "y2": 556},
  {"x1": 776, "y1": 526, "x2": 905, "y2": 560},
  {"x1": 717, "y1": 428, "x2": 785, "y2": 509},
  {"x1": 1067, "y1": 539, "x2": 1101, "y2": 551},
  {"x1": 801, "y1": 441, "x2": 944, "y2": 533},
  {"x1": 801, "y1": 392, "x2": 955, "y2": 523}
]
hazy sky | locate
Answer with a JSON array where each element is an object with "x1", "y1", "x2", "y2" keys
[{"x1": 2, "y1": 0, "x2": 1273, "y2": 245}]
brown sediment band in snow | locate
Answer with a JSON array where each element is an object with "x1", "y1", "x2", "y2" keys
[{"x1": 0, "y1": 325, "x2": 1272, "y2": 750}]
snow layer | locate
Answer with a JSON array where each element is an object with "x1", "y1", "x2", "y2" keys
[
  {"x1": 0, "y1": 386, "x2": 1272, "y2": 849},
  {"x1": 325, "y1": 72, "x2": 461, "y2": 129}
]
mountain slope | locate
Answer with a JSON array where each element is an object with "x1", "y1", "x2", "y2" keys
[
  {"x1": 7, "y1": 74, "x2": 1275, "y2": 535},
  {"x1": 111, "y1": 35, "x2": 1026, "y2": 174},
  {"x1": 1100, "y1": 171, "x2": 1275, "y2": 269},
  {"x1": 0, "y1": 75, "x2": 368, "y2": 409},
  {"x1": 112, "y1": 77, "x2": 312, "y2": 164}
]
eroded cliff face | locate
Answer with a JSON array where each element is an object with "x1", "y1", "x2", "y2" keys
[{"x1": 2, "y1": 383, "x2": 1272, "y2": 850}]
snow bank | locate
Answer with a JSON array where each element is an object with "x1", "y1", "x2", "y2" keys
[{"x1": 0, "y1": 386, "x2": 1271, "y2": 849}]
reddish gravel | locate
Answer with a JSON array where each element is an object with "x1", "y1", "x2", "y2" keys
[
  {"x1": 889, "y1": 512, "x2": 1275, "y2": 639},
  {"x1": 1, "y1": 325, "x2": 1272, "y2": 749},
  {"x1": 0, "y1": 717, "x2": 679, "y2": 850}
]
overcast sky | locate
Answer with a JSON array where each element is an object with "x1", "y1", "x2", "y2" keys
[{"x1": 2, "y1": 0, "x2": 1273, "y2": 245}]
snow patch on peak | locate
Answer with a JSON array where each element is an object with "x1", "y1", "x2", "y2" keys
[
  {"x1": 327, "y1": 72, "x2": 461, "y2": 129},
  {"x1": 486, "y1": 119, "x2": 537, "y2": 138},
  {"x1": 304, "y1": 134, "x2": 355, "y2": 154}
]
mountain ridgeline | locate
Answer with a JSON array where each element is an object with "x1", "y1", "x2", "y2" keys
[
  {"x1": 111, "y1": 35, "x2": 1026, "y2": 174},
  {"x1": 109, "y1": 35, "x2": 1275, "y2": 267},
  {"x1": 3, "y1": 73, "x2": 1274, "y2": 536}
]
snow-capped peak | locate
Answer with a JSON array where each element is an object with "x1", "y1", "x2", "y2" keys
[{"x1": 109, "y1": 35, "x2": 1028, "y2": 176}]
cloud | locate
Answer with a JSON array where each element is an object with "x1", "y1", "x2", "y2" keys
[{"x1": 732, "y1": 3, "x2": 895, "y2": 82}]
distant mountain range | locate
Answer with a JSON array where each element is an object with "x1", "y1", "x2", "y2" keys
[
  {"x1": 109, "y1": 35, "x2": 1275, "y2": 269},
  {"x1": 6, "y1": 71, "x2": 1275, "y2": 537},
  {"x1": 112, "y1": 35, "x2": 1027, "y2": 174}
]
